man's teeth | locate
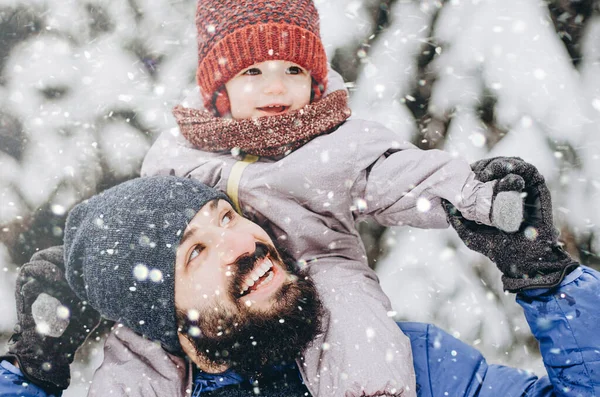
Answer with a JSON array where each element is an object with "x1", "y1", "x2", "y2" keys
[{"x1": 240, "y1": 258, "x2": 274, "y2": 295}]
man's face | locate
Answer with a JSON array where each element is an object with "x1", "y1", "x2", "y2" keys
[
  {"x1": 224, "y1": 60, "x2": 312, "y2": 119},
  {"x1": 174, "y1": 199, "x2": 322, "y2": 373}
]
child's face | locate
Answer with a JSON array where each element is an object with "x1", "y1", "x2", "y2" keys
[{"x1": 225, "y1": 60, "x2": 312, "y2": 119}]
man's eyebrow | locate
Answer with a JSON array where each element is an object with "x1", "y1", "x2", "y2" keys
[
  {"x1": 208, "y1": 199, "x2": 219, "y2": 212},
  {"x1": 180, "y1": 199, "x2": 220, "y2": 247}
]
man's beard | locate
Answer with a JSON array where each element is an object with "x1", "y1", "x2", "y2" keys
[{"x1": 176, "y1": 242, "x2": 323, "y2": 376}]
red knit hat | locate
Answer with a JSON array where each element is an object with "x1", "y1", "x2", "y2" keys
[{"x1": 195, "y1": 0, "x2": 328, "y2": 115}]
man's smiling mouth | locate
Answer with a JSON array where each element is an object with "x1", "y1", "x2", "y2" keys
[{"x1": 239, "y1": 257, "x2": 275, "y2": 297}]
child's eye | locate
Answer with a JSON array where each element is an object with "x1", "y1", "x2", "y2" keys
[
  {"x1": 188, "y1": 245, "x2": 204, "y2": 262},
  {"x1": 287, "y1": 66, "x2": 304, "y2": 75},
  {"x1": 243, "y1": 68, "x2": 261, "y2": 76},
  {"x1": 221, "y1": 210, "x2": 234, "y2": 226}
]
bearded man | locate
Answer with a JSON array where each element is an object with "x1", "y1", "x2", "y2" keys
[{"x1": 2, "y1": 171, "x2": 599, "y2": 397}]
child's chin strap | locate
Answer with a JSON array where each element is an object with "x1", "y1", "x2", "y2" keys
[{"x1": 227, "y1": 154, "x2": 259, "y2": 214}]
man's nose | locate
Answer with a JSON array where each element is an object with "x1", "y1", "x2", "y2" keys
[{"x1": 216, "y1": 228, "x2": 256, "y2": 264}]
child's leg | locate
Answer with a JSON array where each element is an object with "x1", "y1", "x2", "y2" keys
[{"x1": 298, "y1": 259, "x2": 416, "y2": 397}]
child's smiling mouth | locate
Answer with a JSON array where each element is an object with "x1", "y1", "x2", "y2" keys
[{"x1": 256, "y1": 104, "x2": 291, "y2": 115}]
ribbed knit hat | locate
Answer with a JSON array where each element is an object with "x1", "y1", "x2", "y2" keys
[
  {"x1": 195, "y1": 0, "x2": 328, "y2": 115},
  {"x1": 63, "y1": 176, "x2": 228, "y2": 353}
]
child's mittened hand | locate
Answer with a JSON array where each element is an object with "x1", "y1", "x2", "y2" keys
[
  {"x1": 491, "y1": 174, "x2": 525, "y2": 233},
  {"x1": 471, "y1": 157, "x2": 533, "y2": 233},
  {"x1": 443, "y1": 157, "x2": 578, "y2": 292}
]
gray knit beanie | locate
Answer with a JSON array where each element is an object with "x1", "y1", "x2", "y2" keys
[{"x1": 64, "y1": 176, "x2": 228, "y2": 353}]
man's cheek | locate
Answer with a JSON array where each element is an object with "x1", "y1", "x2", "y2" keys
[{"x1": 224, "y1": 265, "x2": 236, "y2": 278}]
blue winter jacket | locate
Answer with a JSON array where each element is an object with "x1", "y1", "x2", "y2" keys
[
  {"x1": 405, "y1": 265, "x2": 600, "y2": 396},
  {"x1": 2, "y1": 266, "x2": 599, "y2": 396}
]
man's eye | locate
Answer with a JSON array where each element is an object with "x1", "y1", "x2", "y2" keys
[
  {"x1": 221, "y1": 210, "x2": 234, "y2": 226},
  {"x1": 287, "y1": 66, "x2": 304, "y2": 75},
  {"x1": 243, "y1": 68, "x2": 261, "y2": 76},
  {"x1": 189, "y1": 245, "x2": 204, "y2": 262}
]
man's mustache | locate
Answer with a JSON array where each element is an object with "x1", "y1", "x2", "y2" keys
[{"x1": 229, "y1": 242, "x2": 282, "y2": 300}]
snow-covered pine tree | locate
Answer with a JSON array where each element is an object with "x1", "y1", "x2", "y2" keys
[{"x1": 0, "y1": 0, "x2": 598, "y2": 393}]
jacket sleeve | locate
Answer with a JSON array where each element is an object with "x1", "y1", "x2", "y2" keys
[
  {"x1": 517, "y1": 265, "x2": 600, "y2": 396},
  {"x1": 0, "y1": 360, "x2": 56, "y2": 397},
  {"x1": 400, "y1": 265, "x2": 600, "y2": 397},
  {"x1": 349, "y1": 121, "x2": 495, "y2": 228}
]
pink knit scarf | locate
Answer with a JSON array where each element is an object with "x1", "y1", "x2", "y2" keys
[{"x1": 172, "y1": 90, "x2": 351, "y2": 158}]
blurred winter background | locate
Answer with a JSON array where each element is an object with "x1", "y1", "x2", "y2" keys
[{"x1": 0, "y1": 0, "x2": 599, "y2": 394}]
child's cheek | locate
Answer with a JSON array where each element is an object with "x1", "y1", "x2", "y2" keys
[{"x1": 243, "y1": 82, "x2": 255, "y2": 94}]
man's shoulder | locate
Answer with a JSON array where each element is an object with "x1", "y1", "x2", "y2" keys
[
  {"x1": 397, "y1": 322, "x2": 490, "y2": 397},
  {"x1": 397, "y1": 321, "x2": 483, "y2": 360},
  {"x1": 396, "y1": 321, "x2": 431, "y2": 334}
]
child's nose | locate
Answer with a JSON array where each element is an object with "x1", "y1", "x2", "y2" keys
[
  {"x1": 263, "y1": 76, "x2": 286, "y2": 95},
  {"x1": 217, "y1": 228, "x2": 257, "y2": 264}
]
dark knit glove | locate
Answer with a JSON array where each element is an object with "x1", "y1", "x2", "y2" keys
[
  {"x1": 444, "y1": 157, "x2": 578, "y2": 292},
  {"x1": 5, "y1": 246, "x2": 101, "y2": 393}
]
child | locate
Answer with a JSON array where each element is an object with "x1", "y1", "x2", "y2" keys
[{"x1": 142, "y1": 0, "x2": 523, "y2": 396}]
